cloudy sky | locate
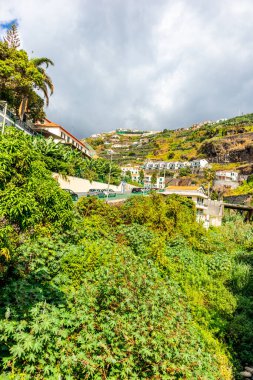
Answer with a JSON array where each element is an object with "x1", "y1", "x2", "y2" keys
[{"x1": 1, "y1": 0, "x2": 253, "y2": 138}]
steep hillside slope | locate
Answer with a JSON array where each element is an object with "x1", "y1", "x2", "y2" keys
[{"x1": 84, "y1": 114, "x2": 253, "y2": 167}]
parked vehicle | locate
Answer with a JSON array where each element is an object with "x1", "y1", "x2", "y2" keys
[
  {"x1": 62, "y1": 189, "x2": 78, "y2": 201},
  {"x1": 87, "y1": 189, "x2": 103, "y2": 197},
  {"x1": 103, "y1": 189, "x2": 116, "y2": 197},
  {"x1": 131, "y1": 187, "x2": 144, "y2": 193}
]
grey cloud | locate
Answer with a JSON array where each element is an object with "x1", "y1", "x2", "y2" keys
[{"x1": 1, "y1": 0, "x2": 253, "y2": 138}]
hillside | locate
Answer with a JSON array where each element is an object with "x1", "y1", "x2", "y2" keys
[
  {"x1": 84, "y1": 114, "x2": 253, "y2": 169},
  {"x1": 2, "y1": 126, "x2": 253, "y2": 378}
]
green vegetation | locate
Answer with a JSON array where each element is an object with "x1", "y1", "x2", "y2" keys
[
  {"x1": 0, "y1": 25, "x2": 54, "y2": 121},
  {"x1": 86, "y1": 114, "x2": 253, "y2": 168},
  {"x1": 1, "y1": 129, "x2": 253, "y2": 379},
  {"x1": 227, "y1": 175, "x2": 253, "y2": 197},
  {"x1": 1, "y1": 26, "x2": 253, "y2": 379}
]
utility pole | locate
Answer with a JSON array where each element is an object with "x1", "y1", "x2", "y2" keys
[
  {"x1": 1, "y1": 101, "x2": 7, "y2": 135},
  {"x1": 106, "y1": 152, "x2": 113, "y2": 202}
]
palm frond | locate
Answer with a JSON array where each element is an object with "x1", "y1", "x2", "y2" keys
[{"x1": 31, "y1": 57, "x2": 54, "y2": 68}]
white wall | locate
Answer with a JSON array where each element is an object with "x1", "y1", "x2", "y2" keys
[{"x1": 53, "y1": 173, "x2": 133, "y2": 192}]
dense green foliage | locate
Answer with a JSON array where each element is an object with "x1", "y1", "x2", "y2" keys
[
  {"x1": 0, "y1": 38, "x2": 54, "y2": 121},
  {"x1": 1, "y1": 129, "x2": 253, "y2": 379},
  {"x1": 32, "y1": 135, "x2": 121, "y2": 185}
]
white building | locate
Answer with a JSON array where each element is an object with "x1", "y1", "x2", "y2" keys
[
  {"x1": 144, "y1": 161, "x2": 170, "y2": 170},
  {"x1": 34, "y1": 119, "x2": 95, "y2": 158},
  {"x1": 189, "y1": 159, "x2": 209, "y2": 169},
  {"x1": 121, "y1": 166, "x2": 140, "y2": 182},
  {"x1": 215, "y1": 171, "x2": 239, "y2": 182},
  {"x1": 144, "y1": 160, "x2": 191, "y2": 171},
  {"x1": 144, "y1": 175, "x2": 165, "y2": 189},
  {"x1": 161, "y1": 185, "x2": 223, "y2": 227},
  {"x1": 121, "y1": 166, "x2": 140, "y2": 175}
]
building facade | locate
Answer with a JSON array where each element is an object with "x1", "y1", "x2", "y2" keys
[
  {"x1": 161, "y1": 186, "x2": 223, "y2": 227},
  {"x1": 143, "y1": 159, "x2": 209, "y2": 171},
  {"x1": 34, "y1": 119, "x2": 95, "y2": 158}
]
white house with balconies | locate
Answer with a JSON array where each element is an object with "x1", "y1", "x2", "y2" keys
[{"x1": 215, "y1": 170, "x2": 239, "y2": 182}]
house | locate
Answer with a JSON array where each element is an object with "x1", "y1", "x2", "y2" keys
[
  {"x1": 215, "y1": 170, "x2": 239, "y2": 182},
  {"x1": 162, "y1": 186, "x2": 208, "y2": 221},
  {"x1": 189, "y1": 159, "x2": 209, "y2": 169},
  {"x1": 161, "y1": 185, "x2": 223, "y2": 227},
  {"x1": 121, "y1": 166, "x2": 140, "y2": 175},
  {"x1": 144, "y1": 175, "x2": 165, "y2": 189},
  {"x1": 213, "y1": 170, "x2": 241, "y2": 190},
  {"x1": 143, "y1": 161, "x2": 157, "y2": 170},
  {"x1": 121, "y1": 165, "x2": 140, "y2": 182},
  {"x1": 167, "y1": 162, "x2": 186, "y2": 170},
  {"x1": 34, "y1": 118, "x2": 95, "y2": 158},
  {"x1": 144, "y1": 161, "x2": 191, "y2": 171},
  {"x1": 110, "y1": 135, "x2": 120, "y2": 140}
]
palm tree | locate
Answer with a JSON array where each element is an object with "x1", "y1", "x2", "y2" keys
[{"x1": 31, "y1": 57, "x2": 54, "y2": 106}]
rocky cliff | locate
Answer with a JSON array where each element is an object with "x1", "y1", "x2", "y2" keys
[{"x1": 199, "y1": 132, "x2": 253, "y2": 163}]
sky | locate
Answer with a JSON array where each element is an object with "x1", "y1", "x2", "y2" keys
[{"x1": 1, "y1": 0, "x2": 253, "y2": 138}]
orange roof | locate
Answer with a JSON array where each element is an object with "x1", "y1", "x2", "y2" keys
[
  {"x1": 35, "y1": 118, "x2": 61, "y2": 128},
  {"x1": 166, "y1": 186, "x2": 200, "y2": 191},
  {"x1": 35, "y1": 118, "x2": 87, "y2": 149}
]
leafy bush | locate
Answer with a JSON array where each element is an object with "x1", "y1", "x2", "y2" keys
[{"x1": 0, "y1": 252, "x2": 232, "y2": 379}]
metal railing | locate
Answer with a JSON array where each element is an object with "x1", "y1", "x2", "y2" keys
[{"x1": 0, "y1": 103, "x2": 37, "y2": 136}]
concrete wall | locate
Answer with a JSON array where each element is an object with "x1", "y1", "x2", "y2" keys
[
  {"x1": 53, "y1": 173, "x2": 133, "y2": 193},
  {"x1": 204, "y1": 199, "x2": 224, "y2": 227}
]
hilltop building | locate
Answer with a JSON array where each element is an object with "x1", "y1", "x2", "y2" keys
[
  {"x1": 213, "y1": 170, "x2": 248, "y2": 191},
  {"x1": 121, "y1": 164, "x2": 165, "y2": 189},
  {"x1": 143, "y1": 159, "x2": 209, "y2": 171},
  {"x1": 190, "y1": 159, "x2": 209, "y2": 169},
  {"x1": 0, "y1": 104, "x2": 96, "y2": 159},
  {"x1": 34, "y1": 119, "x2": 96, "y2": 158},
  {"x1": 215, "y1": 170, "x2": 239, "y2": 182}
]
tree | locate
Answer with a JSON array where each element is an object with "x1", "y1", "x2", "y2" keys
[
  {"x1": 139, "y1": 169, "x2": 144, "y2": 184},
  {"x1": 0, "y1": 128, "x2": 74, "y2": 231},
  {"x1": 204, "y1": 168, "x2": 215, "y2": 197},
  {"x1": 3, "y1": 22, "x2": 20, "y2": 49},
  {"x1": 179, "y1": 166, "x2": 191, "y2": 177},
  {"x1": 0, "y1": 31, "x2": 54, "y2": 120},
  {"x1": 31, "y1": 57, "x2": 54, "y2": 106},
  {"x1": 151, "y1": 172, "x2": 157, "y2": 187}
]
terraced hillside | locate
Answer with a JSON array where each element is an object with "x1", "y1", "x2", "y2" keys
[{"x1": 83, "y1": 113, "x2": 253, "y2": 168}]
